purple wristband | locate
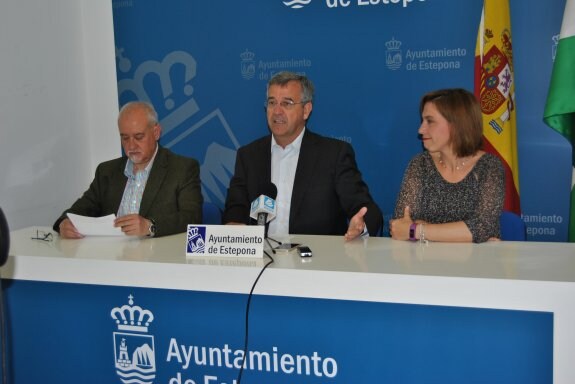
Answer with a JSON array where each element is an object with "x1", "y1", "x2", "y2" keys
[{"x1": 409, "y1": 223, "x2": 417, "y2": 241}]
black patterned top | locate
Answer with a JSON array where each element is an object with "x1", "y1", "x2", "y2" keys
[{"x1": 393, "y1": 151, "x2": 505, "y2": 243}]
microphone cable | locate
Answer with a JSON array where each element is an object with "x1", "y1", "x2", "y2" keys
[{"x1": 235, "y1": 250, "x2": 274, "y2": 384}]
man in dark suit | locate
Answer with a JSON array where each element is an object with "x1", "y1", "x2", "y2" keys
[
  {"x1": 223, "y1": 72, "x2": 382, "y2": 239},
  {"x1": 54, "y1": 101, "x2": 202, "y2": 238}
]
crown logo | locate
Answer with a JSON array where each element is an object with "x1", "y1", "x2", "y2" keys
[
  {"x1": 117, "y1": 50, "x2": 200, "y2": 135},
  {"x1": 385, "y1": 38, "x2": 402, "y2": 50},
  {"x1": 385, "y1": 38, "x2": 403, "y2": 70},
  {"x1": 111, "y1": 295, "x2": 154, "y2": 333},
  {"x1": 187, "y1": 225, "x2": 206, "y2": 254},
  {"x1": 240, "y1": 49, "x2": 256, "y2": 80},
  {"x1": 240, "y1": 49, "x2": 255, "y2": 61}
]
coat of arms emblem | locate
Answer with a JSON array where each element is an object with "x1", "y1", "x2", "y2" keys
[{"x1": 111, "y1": 295, "x2": 156, "y2": 384}]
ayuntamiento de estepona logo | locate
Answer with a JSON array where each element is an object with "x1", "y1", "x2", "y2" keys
[{"x1": 112, "y1": 295, "x2": 156, "y2": 384}]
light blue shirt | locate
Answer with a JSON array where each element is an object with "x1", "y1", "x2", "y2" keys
[
  {"x1": 117, "y1": 145, "x2": 158, "y2": 217},
  {"x1": 267, "y1": 128, "x2": 305, "y2": 236}
]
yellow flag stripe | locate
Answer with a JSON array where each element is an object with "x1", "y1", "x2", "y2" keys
[{"x1": 475, "y1": 0, "x2": 520, "y2": 193}]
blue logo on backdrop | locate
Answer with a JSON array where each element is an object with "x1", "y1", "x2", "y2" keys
[
  {"x1": 187, "y1": 226, "x2": 207, "y2": 254},
  {"x1": 385, "y1": 37, "x2": 403, "y2": 70},
  {"x1": 283, "y1": 0, "x2": 312, "y2": 9},
  {"x1": 385, "y1": 37, "x2": 467, "y2": 72},
  {"x1": 239, "y1": 48, "x2": 313, "y2": 82},
  {"x1": 118, "y1": 51, "x2": 199, "y2": 130},
  {"x1": 240, "y1": 49, "x2": 256, "y2": 80},
  {"x1": 111, "y1": 295, "x2": 156, "y2": 384},
  {"x1": 116, "y1": 48, "x2": 240, "y2": 208}
]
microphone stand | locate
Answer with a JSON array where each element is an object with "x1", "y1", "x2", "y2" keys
[
  {"x1": 266, "y1": 236, "x2": 282, "y2": 246},
  {"x1": 263, "y1": 220, "x2": 279, "y2": 254},
  {"x1": 257, "y1": 212, "x2": 280, "y2": 254},
  {"x1": 265, "y1": 238, "x2": 276, "y2": 254}
]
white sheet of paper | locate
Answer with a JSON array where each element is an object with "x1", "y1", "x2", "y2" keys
[{"x1": 67, "y1": 213, "x2": 125, "y2": 237}]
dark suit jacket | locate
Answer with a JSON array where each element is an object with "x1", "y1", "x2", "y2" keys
[
  {"x1": 53, "y1": 146, "x2": 203, "y2": 237},
  {"x1": 223, "y1": 130, "x2": 383, "y2": 236}
]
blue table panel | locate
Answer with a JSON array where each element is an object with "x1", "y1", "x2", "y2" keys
[{"x1": 2, "y1": 280, "x2": 552, "y2": 384}]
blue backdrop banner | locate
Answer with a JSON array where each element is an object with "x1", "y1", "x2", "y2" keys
[{"x1": 111, "y1": 0, "x2": 571, "y2": 241}]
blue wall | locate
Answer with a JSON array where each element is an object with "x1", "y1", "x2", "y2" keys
[{"x1": 111, "y1": 0, "x2": 571, "y2": 241}]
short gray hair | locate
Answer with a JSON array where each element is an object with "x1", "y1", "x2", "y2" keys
[
  {"x1": 267, "y1": 71, "x2": 314, "y2": 103},
  {"x1": 118, "y1": 101, "x2": 158, "y2": 127}
]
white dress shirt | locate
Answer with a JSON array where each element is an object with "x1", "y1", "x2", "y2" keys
[{"x1": 267, "y1": 128, "x2": 305, "y2": 236}]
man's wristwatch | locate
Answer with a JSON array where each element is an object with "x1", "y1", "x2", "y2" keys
[{"x1": 147, "y1": 218, "x2": 156, "y2": 237}]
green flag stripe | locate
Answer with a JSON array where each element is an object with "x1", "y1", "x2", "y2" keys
[{"x1": 544, "y1": 35, "x2": 575, "y2": 157}]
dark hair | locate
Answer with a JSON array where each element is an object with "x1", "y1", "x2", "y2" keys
[
  {"x1": 420, "y1": 88, "x2": 483, "y2": 157},
  {"x1": 267, "y1": 71, "x2": 314, "y2": 104}
]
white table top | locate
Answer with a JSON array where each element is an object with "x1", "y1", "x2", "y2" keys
[{"x1": 6, "y1": 226, "x2": 575, "y2": 284}]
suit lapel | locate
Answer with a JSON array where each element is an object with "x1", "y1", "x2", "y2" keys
[
  {"x1": 290, "y1": 130, "x2": 317, "y2": 221},
  {"x1": 139, "y1": 147, "x2": 168, "y2": 217},
  {"x1": 261, "y1": 137, "x2": 272, "y2": 187},
  {"x1": 111, "y1": 158, "x2": 129, "y2": 212}
]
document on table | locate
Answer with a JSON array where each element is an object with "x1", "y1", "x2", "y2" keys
[{"x1": 66, "y1": 213, "x2": 125, "y2": 237}]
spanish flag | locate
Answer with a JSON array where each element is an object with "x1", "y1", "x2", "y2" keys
[
  {"x1": 544, "y1": 0, "x2": 575, "y2": 242},
  {"x1": 474, "y1": 0, "x2": 521, "y2": 214}
]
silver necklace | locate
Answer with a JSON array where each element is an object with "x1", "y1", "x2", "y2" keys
[{"x1": 437, "y1": 154, "x2": 469, "y2": 171}]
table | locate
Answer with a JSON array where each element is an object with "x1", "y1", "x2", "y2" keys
[{"x1": 3, "y1": 226, "x2": 575, "y2": 383}]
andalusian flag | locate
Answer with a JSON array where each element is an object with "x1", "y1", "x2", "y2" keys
[
  {"x1": 544, "y1": 0, "x2": 575, "y2": 242},
  {"x1": 474, "y1": 0, "x2": 521, "y2": 214}
]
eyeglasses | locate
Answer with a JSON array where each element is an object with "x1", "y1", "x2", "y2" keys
[
  {"x1": 31, "y1": 230, "x2": 53, "y2": 242},
  {"x1": 264, "y1": 99, "x2": 308, "y2": 110}
]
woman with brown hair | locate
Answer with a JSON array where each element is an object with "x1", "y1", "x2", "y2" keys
[{"x1": 390, "y1": 88, "x2": 505, "y2": 243}]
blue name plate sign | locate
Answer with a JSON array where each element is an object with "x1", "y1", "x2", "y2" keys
[{"x1": 186, "y1": 225, "x2": 264, "y2": 258}]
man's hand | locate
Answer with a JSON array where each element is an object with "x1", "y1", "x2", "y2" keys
[
  {"x1": 114, "y1": 214, "x2": 151, "y2": 237},
  {"x1": 58, "y1": 218, "x2": 84, "y2": 239},
  {"x1": 345, "y1": 206, "x2": 368, "y2": 241}
]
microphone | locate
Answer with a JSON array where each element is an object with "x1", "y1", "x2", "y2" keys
[
  {"x1": 249, "y1": 183, "x2": 278, "y2": 226},
  {"x1": 0, "y1": 207, "x2": 9, "y2": 267}
]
